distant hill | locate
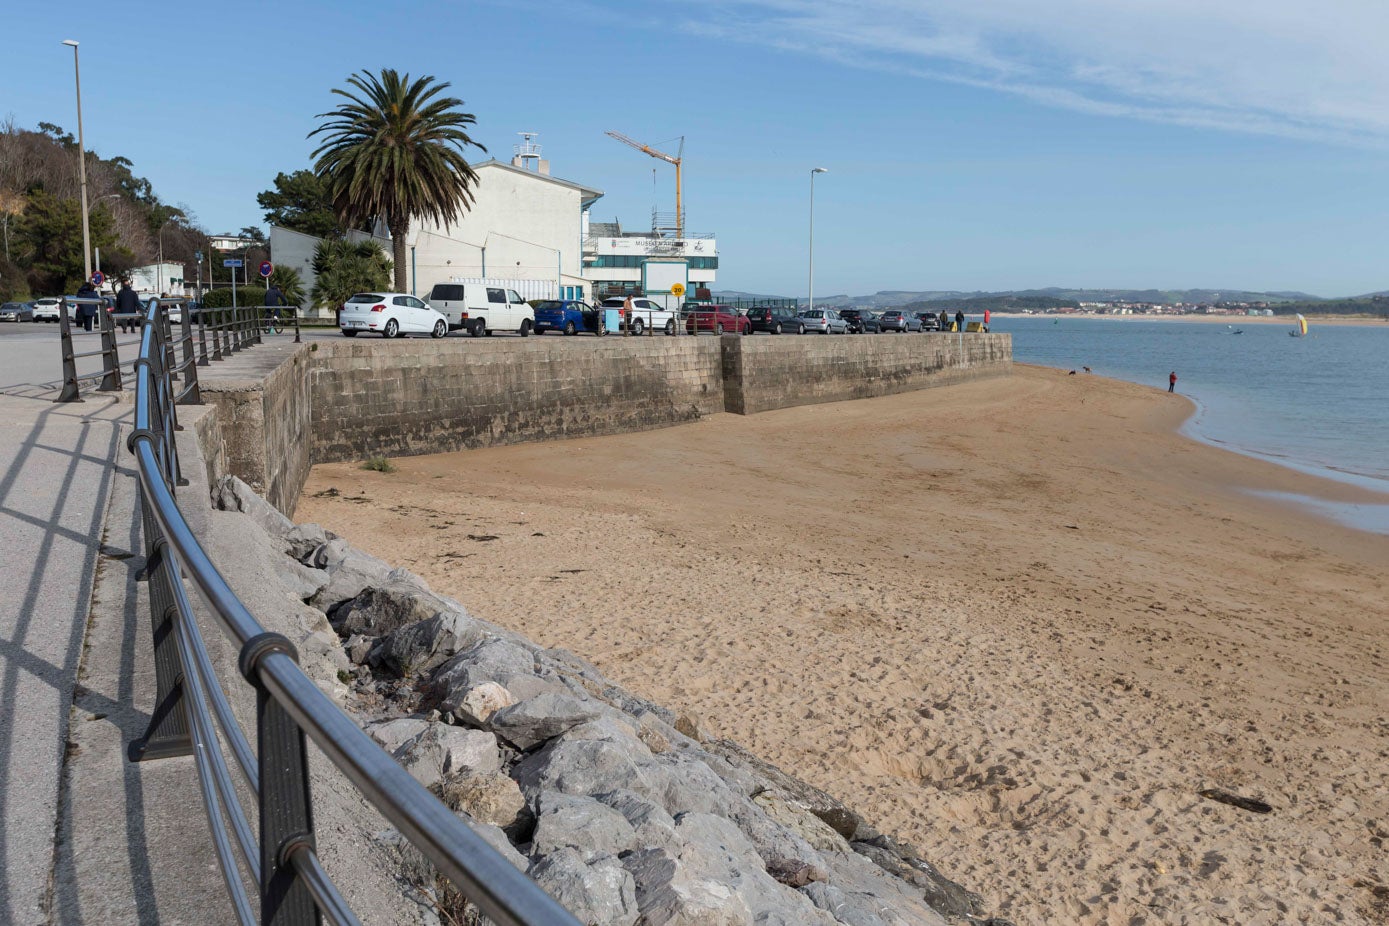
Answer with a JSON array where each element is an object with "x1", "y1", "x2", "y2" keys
[{"x1": 713, "y1": 287, "x2": 1329, "y2": 307}]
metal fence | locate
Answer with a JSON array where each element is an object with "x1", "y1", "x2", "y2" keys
[
  {"x1": 55, "y1": 299, "x2": 300, "y2": 404},
  {"x1": 125, "y1": 298, "x2": 579, "y2": 925}
]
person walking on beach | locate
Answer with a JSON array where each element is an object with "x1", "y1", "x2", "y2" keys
[
  {"x1": 955, "y1": 310, "x2": 965, "y2": 332},
  {"x1": 1169, "y1": 371, "x2": 1178, "y2": 393}
]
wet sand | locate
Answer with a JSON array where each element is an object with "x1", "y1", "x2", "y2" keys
[{"x1": 297, "y1": 364, "x2": 1389, "y2": 925}]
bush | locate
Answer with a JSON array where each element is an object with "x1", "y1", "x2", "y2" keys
[
  {"x1": 202, "y1": 286, "x2": 267, "y2": 309},
  {"x1": 360, "y1": 457, "x2": 396, "y2": 473}
]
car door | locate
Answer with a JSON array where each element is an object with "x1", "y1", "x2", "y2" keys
[{"x1": 392, "y1": 296, "x2": 418, "y2": 332}]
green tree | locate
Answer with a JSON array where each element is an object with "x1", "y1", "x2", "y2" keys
[
  {"x1": 15, "y1": 188, "x2": 117, "y2": 294},
  {"x1": 257, "y1": 169, "x2": 341, "y2": 238},
  {"x1": 268, "y1": 264, "x2": 305, "y2": 307},
  {"x1": 309, "y1": 238, "x2": 391, "y2": 311},
  {"x1": 309, "y1": 69, "x2": 484, "y2": 293}
]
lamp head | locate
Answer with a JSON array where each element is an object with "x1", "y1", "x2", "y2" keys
[
  {"x1": 811, "y1": 167, "x2": 828, "y2": 174},
  {"x1": 62, "y1": 39, "x2": 79, "y2": 47}
]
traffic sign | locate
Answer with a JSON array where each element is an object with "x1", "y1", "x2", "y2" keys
[
  {"x1": 259, "y1": 260, "x2": 273, "y2": 278},
  {"x1": 223, "y1": 259, "x2": 243, "y2": 268},
  {"x1": 670, "y1": 282, "x2": 686, "y2": 296},
  {"x1": 90, "y1": 271, "x2": 105, "y2": 287}
]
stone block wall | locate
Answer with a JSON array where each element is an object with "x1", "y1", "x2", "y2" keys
[
  {"x1": 722, "y1": 332, "x2": 1012, "y2": 415},
  {"x1": 308, "y1": 337, "x2": 725, "y2": 466}
]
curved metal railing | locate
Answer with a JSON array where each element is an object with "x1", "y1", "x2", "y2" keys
[{"x1": 127, "y1": 298, "x2": 579, "y2": 926}]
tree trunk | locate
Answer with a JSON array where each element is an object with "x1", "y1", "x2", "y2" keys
[{"x1": 388, "y1": 214, "x2": 409, "y2": 294}]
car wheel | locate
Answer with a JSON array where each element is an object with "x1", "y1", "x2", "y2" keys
[
  {"x1": 383, "y1": 318, "x2": 399, "y2": 338},
  {"x1": 431, "y1": 319, "x2": 447, "y2": 339},
  {"x1": 632, "y1": 319, "x2": 645, "y2": 336},
  {"x1": 797, "y1": 324, "x2": 806, "y2": 334},
  {"x1": 665, "y1": 320, "x2": 675, "y2": 335},
  {"x1": 773, "y1": 323, "x2": 782, "y2": 335},
  {"x1": 469, "y1": 319, "x2": 485, "y2": 337},
  {"x1": 715, "y1": 322, "x2": 725, "y2": 335},
  {"x1": 341, "y1": 329, "x2": 358, "y2": 337},
  {"x1": 564, "y1": 320, "x2": 576, "y2": 336},
  {"x1": 519, "y1": 320, "x2": 532, "y2": 337}
]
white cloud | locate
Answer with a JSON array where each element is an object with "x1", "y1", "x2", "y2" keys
[{"x1": 670, "y1": 0, "x2": 1389, "y2": 145}]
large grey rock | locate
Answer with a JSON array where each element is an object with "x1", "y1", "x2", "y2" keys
[
  {"x1": 595, "y1": 789, "x2": 679, "y2": 847},
  {"x1": 489, "y1": 692, "x2": 603, "y2": 751},
  {"x1": 284, "y1": 522, "x2": 333, "y2": 560},
  {"x1": 212, "y1": 474, "x2": 294, "y2": 538},
  {"x1": 272, "y1": 555, "x2": 330, "y2": 602},
  {"x1": 851, "y1": 835, "x2": 983, "y2": 920},
  {"x1": 529, "y1": 848, "x2": 639, "y2": 926},
  {"x1": 307, "y1": 540, "x2": 421, "y2": 611},
  {"x1": 328, "y1": 582, "x2": 447, "y2": 638},
  {"x1": 393, "y1": 724, "x2": 501, "y2": 788},
  {"x1": 434, "y1": 639, "x2": 540, "y2": 713},
  {"x1": 705, "y1": 738, "x2": 871, "y2": 841},
  {"x1": 365, "y1": 717, "x2": 431, "y2": 754},
  {"x1": 621, "y1": 847, "x2": 753, "y2": 926},
  {"x1": 438, "y1": 772, "x2": 528, "y2": 831},
  {"x1": 369, "y1": 611, "x2": 488, "y2": 678},
  {"x1": 530, "y1": 792, "x2": 637, "y2": 863},
  {"x1": 454, "y1": 681, "x2": 516, "y2": 725}
]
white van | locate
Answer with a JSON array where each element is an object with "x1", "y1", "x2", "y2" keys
[{"x1": 427, "y1": 283, "x2": 534, "y2": 337}]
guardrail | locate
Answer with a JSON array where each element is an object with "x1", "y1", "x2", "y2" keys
[
  {"x1": 127, "y1": 298, "x2": 579, "y2": 925},
  {"x1": 56, "y1": 301, "x2": 300, "y2": 402}
]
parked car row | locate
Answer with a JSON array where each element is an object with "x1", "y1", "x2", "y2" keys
[{"x1": 335, "y1": 289, "x2": 959, "y2": 340}]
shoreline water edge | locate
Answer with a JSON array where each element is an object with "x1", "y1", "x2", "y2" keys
[{"x1": 296, "y1": 365, "x2": 1389, "y2": 925}]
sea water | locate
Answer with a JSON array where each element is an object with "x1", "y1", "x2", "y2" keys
[{"x1": 998, "y1": 316, "x2": 1389, "y2": 532}]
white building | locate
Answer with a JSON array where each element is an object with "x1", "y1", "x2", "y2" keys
[
  {"x1": 270, "y1": 136, "x2": 718, "y2": 311},
  {"x1": 129, "y1": 262, "x2": 186, "y2": 296}
]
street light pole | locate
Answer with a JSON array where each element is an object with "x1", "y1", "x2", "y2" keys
[
  {"x1": 62, "y1": 39, "x2": 92, "y2": 285},
  {"x1": 808, "y1": 167, "x2": 827, "y2": 314}
]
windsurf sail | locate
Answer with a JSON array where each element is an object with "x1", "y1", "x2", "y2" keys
[{"x1": 1294, "y1": 313, "x2": 1308, "y2": 337}]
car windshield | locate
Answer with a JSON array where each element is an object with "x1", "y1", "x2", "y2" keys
[
  {"x1": 347, "y1": 294, "x2": 384, "y2": 303},
  {"x1": 535, "y1": 301, "x2": 562, "y2": 310}
]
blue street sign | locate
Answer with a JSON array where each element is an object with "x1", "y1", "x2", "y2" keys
[
  {"x1": 223, "y1": 259, "x2": 244, "y2": 268},
  {"x1": 259, "y1": 260, "x2": 273, "y2": 278},
  {"x1": 90, "y1": 271, "x2": 105, "y2": 286}
]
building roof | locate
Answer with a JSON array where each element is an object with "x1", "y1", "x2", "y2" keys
[{"x1": 474, "y1": 159, "x2": 604, "y2": 205}]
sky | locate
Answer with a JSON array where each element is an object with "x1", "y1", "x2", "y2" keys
[{"x1": 7, "y1": 0, "x2": 1389, "y2": 298}]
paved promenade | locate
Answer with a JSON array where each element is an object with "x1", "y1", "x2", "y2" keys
[{"x1": 0, "y1": 324, "x2": 217, "y2": 925}]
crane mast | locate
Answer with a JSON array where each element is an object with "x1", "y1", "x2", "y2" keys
[{"x1": 605, "y1": 130, "x2": 684, "y2": 240}]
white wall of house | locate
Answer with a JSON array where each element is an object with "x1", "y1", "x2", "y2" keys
[
  {"x1": 406, "y1": 160, "x2": 597, "y2": 302},
  {"x1": 129, "y1": 262, "x2": 187, "y2": 296}
]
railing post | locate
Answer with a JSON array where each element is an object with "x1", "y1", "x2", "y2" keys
[
  {"x1": 97, "y1": 302, "x2": 123, "y2": 392},
  {"x1": 292, "y1": 308, "x2": 301, "y2": 344},
  {"x1": 54, "y1": 299, "x2": 83, "y2": 403},
  {"x1": 253, "y1": 307, "x2": 264, "y2": 346},
  {"x1": 228, "y1": 308, "x2": 241, "y2": 354},
  {"x1": 179, "y1": 304, "x2": 201, "y2": 405},
  {"x1": 241, "y1": 637, "x2": 319, "y2": 926},
  {"x1": 128, "y1": 342, "x2": 194, "y2": 761},
  {"x1": 196, "y1": 305, "x2": 210, "y2": 365}
]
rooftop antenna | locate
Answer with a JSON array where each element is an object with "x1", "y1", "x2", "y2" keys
[{"x1": 513, "y1": 131, "x2": 542, "y2": 170}]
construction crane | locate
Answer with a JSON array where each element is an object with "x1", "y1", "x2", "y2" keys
[{"x1": 605, "y1": 130, "x2": 684, "y2": 239}]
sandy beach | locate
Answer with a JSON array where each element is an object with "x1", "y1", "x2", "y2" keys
[{"x1": 296, "y1": 364, "x2": 1389, "y2": 925}]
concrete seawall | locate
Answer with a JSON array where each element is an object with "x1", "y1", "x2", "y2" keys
[{"x1": 198, "y1": 332, "x2": 1011, "y2": 514}]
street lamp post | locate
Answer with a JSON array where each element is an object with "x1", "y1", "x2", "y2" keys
[
  {"x1": 808, "y1": 167, "x2": 827, "y2": 314},
  {"x1": 62, "y1": 39, "x2": 92, "y2": 284}
]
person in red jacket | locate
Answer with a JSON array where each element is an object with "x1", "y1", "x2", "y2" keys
[{"x1": 1169, "y1": 371, "x2": 1178, "y2": 393}]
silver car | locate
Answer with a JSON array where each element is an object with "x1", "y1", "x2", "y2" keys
[
  {"x1": 796, "y1": 308, "x2": 849, "y2": 334},
  {"x1": 0, "y1": 301, "x2": 34, "y2": 322},
  {"x1": 878, "y1": 310, "x2": 923, "y2": 332}
]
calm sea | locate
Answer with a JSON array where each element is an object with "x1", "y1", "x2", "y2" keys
[{"x1": 995, "y1": 315, "x2": 1389, "y2": 532}]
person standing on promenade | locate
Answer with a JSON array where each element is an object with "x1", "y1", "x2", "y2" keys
[
  {"x1": 115, "y1": 279, "x2": 139, "y2": 333},
  {"x1": 939, "y1": 309, "x2": 950, "y2": 331},
  {"x1": 955, "y1": 310, "x2": 965, "y2": 332},
  {"x1": 1169, "y1": 371, "x2": 1178, "y2": 393},
  {"x1": 75, "y1": 281, "x2": 98, "y2": 331},
  {"x1": 623, "y1": 294, "x2": 634, "y2": 337}
]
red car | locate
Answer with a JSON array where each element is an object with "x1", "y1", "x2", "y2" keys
[{"x1": 683, "y1": 304, "x2": 750, "y2": 335}]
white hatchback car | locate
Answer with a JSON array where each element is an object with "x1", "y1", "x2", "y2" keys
[
  {"x1": 339, "y1": 292, "x2": 449, "y2": 339},
  {"x1": 32, "y1": 297, "x2": 64, "y2": 322}
]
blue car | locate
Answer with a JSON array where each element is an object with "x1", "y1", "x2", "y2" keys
[{"x1": 533, "y1": 299, "x2": 606, "y2": 336}]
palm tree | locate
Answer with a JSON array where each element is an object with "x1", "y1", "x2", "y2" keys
[
  {"x1": 310, "y1": 238, "x2": 392, "y2": 312},
  {"x1": 310, "y1": 69, "x2": 485, "y2": 293}
]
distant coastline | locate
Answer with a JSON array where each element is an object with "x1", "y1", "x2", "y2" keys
[{"x1": 987, "y1": 311, "x2": 1386, "y2": 327}]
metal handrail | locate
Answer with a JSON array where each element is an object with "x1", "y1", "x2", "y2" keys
[{"x1": 127, "y1": 298, "x2": 580, "y2": 926}]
